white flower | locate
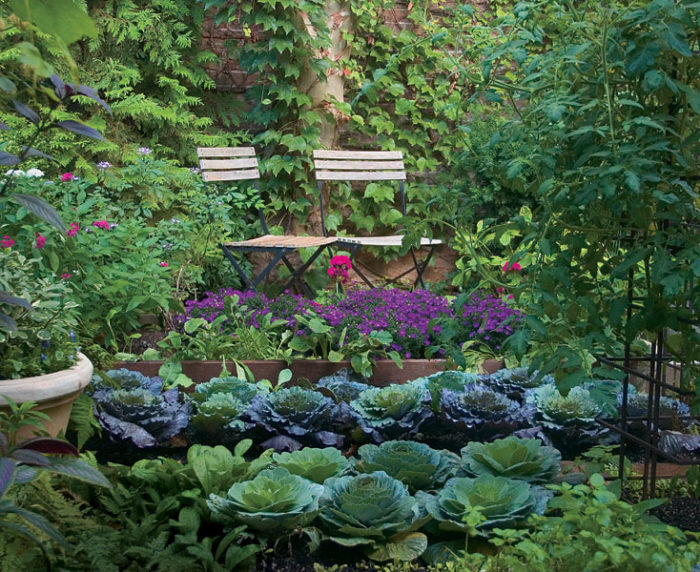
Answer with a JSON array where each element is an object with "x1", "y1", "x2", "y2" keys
[
  {"x1": 25, "y1": 168, "x2": 44, "y2": 177},
  {"x1": 5, "y1": 169, "x2": 25, "y2": 177}
]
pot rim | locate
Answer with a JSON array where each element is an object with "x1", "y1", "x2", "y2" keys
[{"x1": 0, "y1": 353, "x2": 93, "y2": 405}]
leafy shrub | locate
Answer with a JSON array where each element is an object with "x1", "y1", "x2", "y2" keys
[
  {"x1": 351, "y1": 383, "x2": 432, "y2": 442},
  {"x1": 440, "y1": 384, "x2": 535, "y2": 441},
  {"x1": 458, "y1": 437, "x2": 561, "y2": 483},
  {"x1": 418, "y1": 476, "x2": 550, "y2": 535},
  {"x1": 272, "y1": 447, "x2": 350, "y2": 484},
  {"x1": 90, "y1": 369, "x2": 189, "y2": 448},
  {"x1": 526, "y1": 386, "x2": 610, "y2": 459},
  {"x1": 207, "y1": 467, "x2": 324, "y2": 533},
  {"x1": 318, "y1": 472, "x2": 429, "y2": 562},
  {"x1": 355, "y1": 441, "x2": 459, "y2": 493},
  {"x1": 243, "y1": 387, "x2": 357, "y2": 451}
]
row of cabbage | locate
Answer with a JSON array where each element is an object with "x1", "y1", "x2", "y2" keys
[
  {"x1": 89, "y1": 368, "x2": 691, "y2": 460},
  {"x1": 206, "y1": 435, "x2": 559, "y2": 562}
]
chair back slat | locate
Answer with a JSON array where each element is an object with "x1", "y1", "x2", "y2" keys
[
  {"x1": 200, "y1": 158, "x2": 258, "y2": 170},
  {"x1": 198, "y1": 147, "x2": 260, "y2": 181},
  {"x1": 315, "y1": 170, "x2": 406, "y2": 181},
  {"x1": 312, "y1": 150, "x2": 406, "y2": 182},
  {"x1": 197, "y1": 147, "x2": 256, "y2": 158},
  {"x1": 202, "y1": 169, "x2": 260, "y2": 182},
  {"x1": 313, "y1": 150, "x2": 402, "y2": 160}
]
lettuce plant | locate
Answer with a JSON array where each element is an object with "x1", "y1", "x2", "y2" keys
[
  {"x1": 243, "y1": 386, "x2": 357, "y2": 451},
  {"x1": 418, "y1": 475, "x2": 550, "y2": 534},
  {"x1": 350, "y1": 383, "x2": 432, "y2": 442},
  {"x1": 526, "y1": 385, "x2": 610, "y2": 458},
  {"x1": 207, "y1": 467, "x2": 323, "y2": 533},
  {"x1": 484, "y1": 368, "x2": 554, "y2": 402},
  {"x1": 91, "y1": 369, "x2": 189, "y2": 448},
  {"x1": 355, "y1": 441, "x2": 458, "y2": 492},
  {"x1": 440, "y1": 384, "x2": 535, "y2": 441},
  {"x1": 273, "y1": 447, "x2": 351, "y2": 484},
  {"x1": 458, "y1": 437, "x2": 561, "y2": 483},
  {"x1": 318, "y1": 472, "x2": 429, "y2": 561}
]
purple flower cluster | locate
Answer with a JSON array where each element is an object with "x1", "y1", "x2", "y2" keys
[{"x1": 178, "y1": 288, "x2": 523, "y2": 357}]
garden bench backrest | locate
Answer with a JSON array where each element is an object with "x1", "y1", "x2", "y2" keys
[
  {"x1": 312, "y1": 149, "x2": 407, "y2": 237},
  {"x1": 197, "y1": 146, "x2": 269, "y2": 233}
]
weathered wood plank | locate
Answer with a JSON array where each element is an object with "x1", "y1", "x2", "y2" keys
[
  {"x1": 202, "y1": 169, "x2": 260, "y2": 181},
  {"x1": 313, "y1": 150, "x2": 403, "y2": 160},
  {"x1": 224, "y1": 235, "x2": 336, "y2": 248},
  {"x1": 313, "y1": 160, "x2": 404, "y2": 171},
  {"x1": 197, "y1": 147, "x2": 256, "y2": 158},
  {"x1": 315, "y1": 170, "x2": 406, "y2": 181},
  {"x1": 200, "y1": 158, "x2": 258, "y2": 170}
]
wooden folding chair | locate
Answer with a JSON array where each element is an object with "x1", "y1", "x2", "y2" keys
[
  {"x1": 198, "y1": 147, "x2": 336, "y2": 294},
  {"x1": 312, "y1": 149, "x2": 442, "y2": 288}
]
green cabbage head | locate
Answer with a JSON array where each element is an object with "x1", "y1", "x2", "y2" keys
[
  {"x1": 418, "y1": 475, "x2": 550, "y2": 534},
  {"x1": 319, "y1": 471, "x2": 429, "y2": 561},
  {"x1": 273, "y1": 447, "x2": 350, "y2": 484},
  {"x1": 207, "y1": 467, "x2": 323, "y2": 532},
  {"x1": 356, "y1": 441, "x2": 458, "y2": 492},
  {"x1": 459, "y1": 437, "x2": 561, "y2": 483}
]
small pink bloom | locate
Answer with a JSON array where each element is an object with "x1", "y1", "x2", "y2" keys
[
  {"x1": 35, "y1": 233, "x2": 46, "y2": 249},
  {"x1": 60, "y1": 172, "x2": 74, "y2": 182},
  {"x1": 343, "y1": 68, "x2": 350, "y2": 77},
  {"x1": 330, "y1": 255, "x2": 352, "y2": 269},
  {"x1": 61, "y1": 273, "x2": 72, "y2": 280},
  {"x1": 508, "y1": 294, "x2": 514, "y2": 299},
  {"x1": 0, "y1": 235, "x2": 14, "y2": 248},
  {"x1": 66, "y1": 222, "x2": 80, "y2": 237},
  {"x1": 511, "y1": 262, "x2": 522, "y2": 272},
  {"x1": 160, "y1": 261, "x2": 168, "y2": 267},
  {"x1": 496, "y1": 287, "x2": 506, "y2": 295},
  {"x1": 92, "y1": 220, "x2": 110, "y2": 230}
]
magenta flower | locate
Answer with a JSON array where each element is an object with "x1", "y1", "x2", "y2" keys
[
  {"x1": 160, "y1": 261, "x2": 168, "y2": 267},
  {"x1": 66, "y1": 222, "x2": 80, "y2": 237},
  {"x1": 328, "y1": 254, "x2": 352, "y2": 282},
  {"x1": 0, "y1": 235, "x2": 14, "y2": 248},
  {"x1": 502, "y1": 262, "x2": 523, "y2": 272},
  {"x1": 35, "y1": 233, "x2": 46, "y2": 249},
  {"x1": 61, "y1": 273, "x2": 72, "y2": 280},
  {"x1": 92, "y1": 220, "x2": 111, "y2": 230},
  {"x1": 60, "y1": 172, "x2": 74, "y2": 182}
]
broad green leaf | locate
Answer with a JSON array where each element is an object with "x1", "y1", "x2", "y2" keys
[{"x1": 10, "y1": 0, "x2": 97, "y2": 45}]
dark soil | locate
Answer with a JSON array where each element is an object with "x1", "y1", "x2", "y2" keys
[
  {"x1": 256, "y1": 543, "x2": 429, "y2": 572},
  {"x1": 127, "y1": 330, "x2": 167, "y2": 354},
  {"x1": 651, "y1": 496, "x2": 700, "y2": 532}
]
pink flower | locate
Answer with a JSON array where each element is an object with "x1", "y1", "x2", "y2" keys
[
  {"x1": 160, "y1": 261, "x2": 168, "y2": 267},
  {"x1": 0, "y1": 235, "x2": 14, "y2": 248},
  {"x1": 66, "y1": 222, "x2": 80, "y2": 237},
  {"x1": 330, "y1": 255, "x2": 352, "y2": 270},
  {"x1": 60, "y1": 172, "x2": 74, "y2": 182},
  {"x1": 61, "y1": 273, "x2": 72, "y2": 280},
  {"x1": 35, "y1": 233, "x2": 46, "y2": 249},
  {"x1": 502, "y1": 262, "x2": 522, "y2": 272},
  {"x1": 92, "y1": 220, "x2": 110, "y2": 230}
]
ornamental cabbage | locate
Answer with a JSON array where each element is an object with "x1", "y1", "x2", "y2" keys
[
  {"x1": 243, "y1": 386, "x2": 358, "y2": 451},
  {"x1": 418, "y1": 475, "x2": 550, "y2": 534},
  {"x1": 526, "y1": 385, "x2": 610, "y2": 458},
  {"x1": 207, "y1": 467, "x2": 324, "y2": 532},
  {"x1": 91, "y1": 370, "x2": 189, "y2": 448},
  {"x1": 458, "y1": 437, "x2": 561, "y2": 483},
  {"x1": 317, "y1": 369, "x2": 370, "y2": 402},
  {"x1": 350, "y1": 383, "x2": 432, "y2": 442},
  {"x1": 273, "y1": 447, "x2": 351, "y2": 484},
  {"x1": 485, "y1": 368, "x2": 554, "y2": 402},
  {"x1": 419, "y1": 371, "x2": 481, "y2": 412},
  {"x1": 355, "y1": 441, "x2": 459, "y2": 492},
  {"x1": 440, "y1": 383, "x2": 535, "y2": 441},
  {"x1": 318, "y1": 472, "x2": 429, "y2": 561}
]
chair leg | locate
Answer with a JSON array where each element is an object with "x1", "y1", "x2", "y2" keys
[
  {"x1": 281, "y1": 245, "x2": 329, "y2": 294},
  {"x1": 412, "y1": 245, "x2": 437, "y2": 289},
  {"x1": 252, "y1": 249, "x2": 290, "y2": 288},
  {"x1": 221, "y1": 244, "x2": 255, "y2": 290},
  {"x1": 346, "y1": 244, "x2": 374, "y2": 288}
]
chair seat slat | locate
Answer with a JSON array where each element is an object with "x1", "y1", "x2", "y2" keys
[
  {"x1": 313, "y1": 150, "x2": 403, "y2": 160},
  {"x1": 224, "y1": 235, "x2": 336, "y2": 248},
  {"x1": 336, "y1": 236, "x2": 442, "y2": 247},
  {"x1": 203, "y1": 169, "x2": 260, "y2": 182},
  {"x1": 197, "y1": 147, "x2": 256, "y2": 158},
  {"x1": 313, "y1": 160, "x2": 404, "y2": 171},
  {"x1": 315, "y1": 170, "x2": 406, "y2": 181},
  {"x1": 200, "y1": 158, "x2": 258, "y2": 170}
]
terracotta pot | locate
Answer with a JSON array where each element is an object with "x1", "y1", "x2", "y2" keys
[
  {"x1": 115, "y1": 358, "x2": 452, "y2": 387},
  {"x1": 0, "y1": 353, "x2": 93, "y2": 439}
]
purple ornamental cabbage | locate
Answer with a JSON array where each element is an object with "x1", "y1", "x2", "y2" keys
[
  {"x1": 440, "y1": 383, "x2": 535, "y2": 441},
  {"x1": 243, "y1": 386, "x2": 359, "y2": 452}
]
